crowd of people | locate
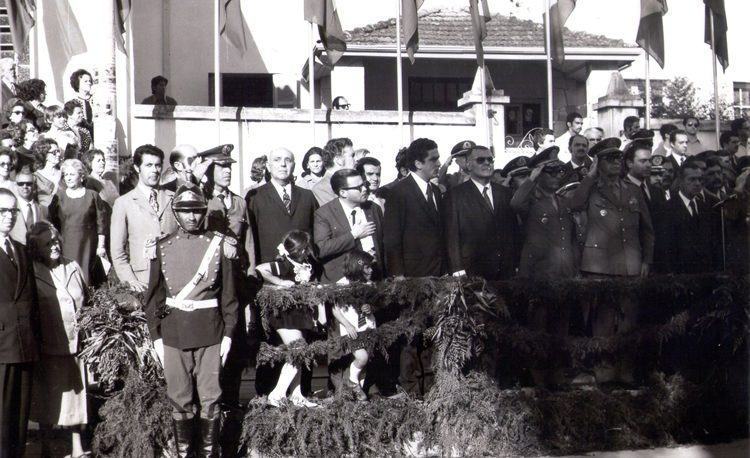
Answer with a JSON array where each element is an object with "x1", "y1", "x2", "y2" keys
[{"x1": 0, "y1": 60, "x2": 748, "y2": 456}]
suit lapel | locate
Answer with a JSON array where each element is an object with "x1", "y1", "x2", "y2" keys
[
  {"x1": 132, "y1": 190, "x2": 156, "y2": 217},
  {"x1": 13, "y1": 242, "x2": 27, "y2": 299},
  {"x1": 469, "y1": 182, "x2": 494, "y2": 216},
  {"x1": 406, "y1": 176, "x2": 438, "y2": 223},
  {"x1": 264, "y1": 183, "x2": 289, "y2": 215},
  {"x1": 289, "y1": 185, "x2": 300, "y2": 216},
  {"x1": 333, "y1": 200, "x2": 351, "y2": 229}
]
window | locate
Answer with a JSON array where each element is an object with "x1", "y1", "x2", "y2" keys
[
  {"x1": 408, "y1": 77, "x2": 472, "y2": 111},
  {"x1": 208, "y1": 73, "x2": 274, "y2": 107},
  {"x1": 733, "y1": 82, "x2": 750, "y2": 118}
]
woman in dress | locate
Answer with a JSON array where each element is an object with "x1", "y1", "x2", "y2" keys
[
  {"x1": 33, "y1": 138, "x2": 63, "y2": 207},
  {"x1": 296, "y1": 147, "x2": 326, "y2": 190},
  {"x1": 256, "y1": 230, "x2": 324, "y2": 407},
  {"x1": 49, "y1": 159, "x2": 107, "y2": 286},
  {"x1": 27, "y1": 222, "x2": 89, "y2": 458}
]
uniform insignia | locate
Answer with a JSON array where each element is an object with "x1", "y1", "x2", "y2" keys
[
  {"x1": 651, "y1": 155, "x2": 664, "y2": 166},
  {"x1": 541, "y1": 216, "x2": 549, "y2": 224},
  {"x1": 600, "y1": 209, "x2": 608, "y2": 217},
  {"x1": 219, "y1": 234, "x2": 238, "y2": 259},
  {"x1": 579, "y1": 167, "x2": 589, "y2": 176}
]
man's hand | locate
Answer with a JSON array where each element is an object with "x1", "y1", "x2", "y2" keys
[
  {"x1": 191, "y1": 157, "x2": 213, "y2": 182},
  {"x1": 153, "y1": 338, "x2": 165, "y2": 366},
  {"x1": 220, "y1": 336, "x2": 232, "y2": 366},
  {"x1": 640, "y1": 263, "x2": 650, "y2": 278},
  {"x1": 529, "y1": 165, "x2": 543, "y2": 182},
  {"x1": 344, "y1": 323, "x2": 358, "y2": 339},
  {"x1": 129, "y1": 280, "x2": 148, "y2": 292},
  {"x1": 351, "y1": 221, "x2": 376, "y2": 239}
]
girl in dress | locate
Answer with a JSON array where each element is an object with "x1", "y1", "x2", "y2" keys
[
  {"x1": 256, "y1": 230, "x2": 324, "y2": 407},
  {"x1": 330, "y1": 250, "x2": 376, "y2": 401}
]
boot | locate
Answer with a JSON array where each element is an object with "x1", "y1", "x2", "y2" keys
[
  {"x1": 172, "y1": 418, "x2": 195, "y2": 458},
  {"x1": 198, "y1": 415, "x2": 221, "y2": 458}
]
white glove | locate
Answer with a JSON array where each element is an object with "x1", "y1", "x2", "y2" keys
[
  {"x1": 220, "y1": 336, "x2": 232, "y2": 366},
  {"x1": 153, "y1": 338, "x2": 165, "y2": 367}
]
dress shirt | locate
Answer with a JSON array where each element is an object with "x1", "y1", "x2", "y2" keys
[
  {"x1": 410, "y1": 172, "x2": 435, "y2": 209},
  {"x1": 471, "y1": 179, "x2": 494, "y2": 208},
  {"x1": 339, "y1": 199, "x2": 375, "y2": 253},
  {"x1": 667, "y1": 151, "x2": 686, "y2": 166},
  {"x1": 16, "y1": 196, "x2": 37, "y2": 225},
  {"x1": 678, "y1": 191, "x2": 698, "y2": 216},
  {"x1": 0, "y1": 234, "x2": 15, "y2": 259},
  {"x1": 136, "y1": 181, "x2": 158, "y2": 201},
  {"x1": 627, "y1": 174, "x2": 650, "y2": 200},
  {"x1": 269, "y1": 179, "x2": 293, "y2": 204},
  {"x1": 686, "y1": 137, "x2": 703, "y2": 157},
  {"x1": 213, "y1": 188, "x2": 233, "y2": 209}
]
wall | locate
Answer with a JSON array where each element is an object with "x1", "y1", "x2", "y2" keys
[{"x1": 131, "y1": 105, "x2": 479, "y2": 194}]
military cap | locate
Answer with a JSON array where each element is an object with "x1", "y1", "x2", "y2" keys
[
  {"x1": 172, "y1": 183, "x2": 208, "y2": 210},
  {"x1": 693, "y1": 150, "x2": 716, "y2": 162},
  {"x1": 631, "y1": 129, "x2": 655, "y2": 142},
  {"x1": 527, "y1": 146, "x2": 560, "y2": 169},
  {"x1": 198, "y1": 144, "x2": 236, "y2": 165},
  {"x1": 736, "y1": 156, "x2": 750, "y2": 173},
  {"x1": 588, "y1": 137, "x2": 622, "y2": 159},
  {"x1": 450, "y1": 140, "x2": 476, "y2": 157},
  {"x1": 501, "y1": 155, "x2": 531, "y2": 178}
]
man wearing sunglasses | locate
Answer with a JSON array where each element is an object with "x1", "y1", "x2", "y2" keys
[
  {"x1": 9, "y1": 168, "x2": 48, "y2": 245},
  {"x1": 510, "y1": 145, "x2": 577, "y2": 386},
  {"x1": 445, "y1": 146, "x2": 519, "y2": 281},
  {"x1": 682, "y1": 116, "x2": 703, "y2": 157},
  {"x1": 570, "y1": 138, "x2": 654, "y2": 385}
]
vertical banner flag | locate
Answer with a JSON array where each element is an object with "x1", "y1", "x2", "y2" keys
[
  {"x1": 704, "y1": 0, "x2": 728, "y2": 71},
  {"x1": 636, "y1": 0, "x2": 668, "y2": 68},
  {"x1": 304, "y1": 0, "x2": 347, "y2": 66},
  {"x1": 403, "y1": 0, "x2": 424, "y2": 64},
  {"x1": 548, "y1": 0, "x2": 576, "y2": 64},
  {"x1": 6, "y1": 0, "x2": 36, "y2": 51},
  {"x1": 468, "y1": 0, "x2": 491, "y2": 68},
  {"x1": 115, "y1": 0, "x2": 131, "y2": 53},
  {"x1": 220, "y1": 0, "x2": 249, "y2": 54}
]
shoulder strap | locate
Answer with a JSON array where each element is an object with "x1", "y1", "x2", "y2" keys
[{"x1": 174, "y1": 235, "x2": 223, "y2": 301}]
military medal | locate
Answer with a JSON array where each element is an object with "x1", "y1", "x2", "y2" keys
[{"x1": 600, "y1": 209, "x2": 607, "y2": 216}]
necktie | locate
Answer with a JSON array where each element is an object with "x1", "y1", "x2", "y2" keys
[
  {"x1": 426, "y1": 185, "x2": 437, "y2": 212},
  {"x1": 24, "y1": 203, "x2": 33, "y2": 229},
  {"x1": 149, "y1": 190, "x2": 159, "y2": 214},
  {"x1": 282, "y1": 187, "x2": 291, "y2": 214},
  {"x1": 640, "y1": 182, "x2": 650, "y2": 201},
  {"x1": 217, "y1": 193, "x2": 227, "y2": 213},
  {"x1": 482, "y1": 186, "x2": 493, "y2": 210},
  {"x1": 4, "y1": 238, "x2": 15, "y2": 268},
  {"x1": 351, "y1": 209, "x2": 357, "y2": 225},
  {"x1": 689, "y1": 199, "x2": 698, "y2": 218}
]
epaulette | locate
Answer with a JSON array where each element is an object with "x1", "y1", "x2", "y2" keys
[{"x1": 211, "y1": 231, "x2": 239, "y2": 260}]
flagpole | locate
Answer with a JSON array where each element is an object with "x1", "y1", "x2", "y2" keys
[
  {"x1": 395, "y1": 0, "x2": 404, "y2": 144},
  {"x1": 480, "y1": 64, "x2": 490, "y2": 147},
  {"x1": 126, "y1": 3, "x2": 135, "y2": 154},
  {"x1": 709, "y1": 11, "x2": 721, "y2": 143},
  {"x1": 645, "y1": 50, "x2": 651, "y2": 130},
  {"x1": 214, "y1": 0, "x2": 221, "y2": 142},
  {"x1": 30, "y1": 4, "x2": 38, "y2": 78},
  {"x1": 544, "y1": 0, "x2": 553, "y2": 130},
  {"x1": 309, "y1": 21, "x2": 316, "y2": 145}
]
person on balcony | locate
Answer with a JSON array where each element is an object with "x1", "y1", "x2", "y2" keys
[
  {"x1": 68, "y1": 69, "x2": 94, "y2": 140},
  {"x1": 141, "y1": 75, "x2": 177, "y2": 106}
]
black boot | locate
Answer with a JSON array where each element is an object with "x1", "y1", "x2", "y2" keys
[
  {"x1": 198, "y1": 415, "x2": 221, "y2": 458},
  {"x1": 172, "y1": 418, "x2": 195, "y2": 458}
]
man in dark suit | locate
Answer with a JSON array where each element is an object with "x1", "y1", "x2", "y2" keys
[
  {"x1": 245, "y1": 148, "x2": 318, "y2": 264},
  {"x1": 314, "y1": 169, "x2": 384, "y2": 283},
  {"x1": 445, "y1": 145, "x2": 519, "y2": 280},
  {"x1": 569, "y1": 138, "x2": 654, "y2": 384},
  {"x1": 655, "y1": 161, "x2": 716, "y2": 274},
  {"x1": 624, "y1": 140, "x2": 666, "y2": 228},
  {"x1": 0, "y1": 188, "x2": 38, "y2": 457},
  {"x1": 383, "y1": 138, "x2": 445, "y2": 278},
  {"x1": 562, "y1": 134, "x2": 592, "y2": 184}
]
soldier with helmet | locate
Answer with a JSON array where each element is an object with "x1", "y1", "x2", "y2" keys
[{"x1": 144, "y1": 183, "x2": 238, "y2": 457}]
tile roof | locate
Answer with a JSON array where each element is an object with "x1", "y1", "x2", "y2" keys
[{"x1": 347, "y1": 8, "x2": 634, "y2": 49}]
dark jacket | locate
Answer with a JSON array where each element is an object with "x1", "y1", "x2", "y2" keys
[
  {"x1": 654, "y1": 192, "x2": 717, "y2": 274},
  {"x1": 383, "y1": 174, "x2": 445, "y2": 277},
  {"x1": 445, "y1": 180, "x2": 519, "y2": 280},
  {"x1": 570, "y1": 176, "x2": 654, "y2": 277},
  {"x1": 144, "y1": 230, "x2": 238, "y2": 349},
  {"x1": 314, "y1": 199, "x2": 385, "y2": 283},
  {"x1": 245, "y1": 182, "x2": 318, "y2": 264},
  {"x1": 511, "y1": 179, "x2": 577, "y2": 280},
  {"x1": 0, "y1": 239, "x2": 39, "y2": 363}
]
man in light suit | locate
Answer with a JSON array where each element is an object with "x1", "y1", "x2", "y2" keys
[
  {"x1": 0, "y1": 188, "x2": 38, "y2": 457},
  {"x1": 445, "y1": 145, "x2": 519, "y2": 280},
  {"x1": 9, "y1": 168, "x2": 48, "y2": 245},
  {"x1": 314, "y1": 169, "x2": 385, "y2": 284},
  {"x1": 110, "y1": 145, "x2": 178, "y2": 292}
]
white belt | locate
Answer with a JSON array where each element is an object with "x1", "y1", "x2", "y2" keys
[{"x1": 166, "y1": 298, "x2": 218, "y2": 312}]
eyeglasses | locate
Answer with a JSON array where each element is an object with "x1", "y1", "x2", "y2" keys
[
  {"x1": 341, "y1": 182, "x2": 368, "y2": 191},
  {"x1": 0, "y1": 208, "x2": 19, "y2": 215},
  {"x1": 16, "y1": 181, "x2": 33, "y2": 187},
  {"x1": 473, "y1": 156, "x2": 495, "y2": 165}
]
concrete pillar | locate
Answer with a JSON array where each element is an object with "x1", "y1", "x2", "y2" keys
[
  {"x1": 329, "y1": 60, "x2": 365, "y2": 110},
  {"x1": 93, "y1": 0, "x2": 118, "y2": 180},
  {"x1": 593, "y1": 71, "x2": 644, "y2": 138},
  {"x1": 458, "y1": 68, "x2": 510, "y2": 155}
]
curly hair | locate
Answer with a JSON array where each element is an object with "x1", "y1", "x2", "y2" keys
[
  {"x1": 70, "y1": 69, "x2": 92, "y2": 93},
  {"x1": 16, "y1": 79, "x2": 46, "y2": 102},
  {"x1": 31, "y1": 138, "x2": 59, "y2": 169}
]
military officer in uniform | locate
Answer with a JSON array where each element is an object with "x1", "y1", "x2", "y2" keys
[
  {"x1": 570, "y1": 138, "x2": 654, "y2": 385},
  {"x1": 144, "y1": 184, "x2": 238, "y2": 457},
  {"x1": 511, "y1": 146, "x2": 577, "y2": 386}
]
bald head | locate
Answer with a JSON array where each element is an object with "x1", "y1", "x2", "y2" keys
[
  {"x1": 169, "y1": 144, "x2": 199, "y2": 180},
  {"x1": 267, "y1": 148, "x2": 295, "y2": 183}
]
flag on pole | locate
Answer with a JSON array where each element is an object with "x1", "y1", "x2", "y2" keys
[
  {"x1": 304, "y1": 0, "x2": 347, "y2": 66},
  {"x1": 468, "y1": 0, "x2": 491, "y2": 68},
  {"x1": 6, "y1": 0, "x2": 36, "y2": 51},
  {"x1": 704, "y1": 0, "x2": 728, "y2": 71},
  {"x1": 548, "y1": 0, "x2": 576, "y2": 64},
  {"x1": 220, "y1": 0, "x2": 248, "y2": 54},
  {"x1": 403, "y1": 0, "x2": 424, "y2": 64},
  {"x1": 115, "y1": 0, "x2": 131, "y2": 54},
  {"x1": 636, "y1": 0, "x2": 668, "y2": 69}
]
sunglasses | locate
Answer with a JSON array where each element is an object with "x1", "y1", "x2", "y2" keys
[
  {"x1": 0, "y1": 207, "x2": 19, "y2": 215},
  {"x1": 601, "y1": 154, "x2": 622, "y2": 163},
  {"x1": 473, "y1": 156, "x2": 494, "y2": 165},
  {"x1": 16, "y1": 181, "x2": 33, "y2": 187}
]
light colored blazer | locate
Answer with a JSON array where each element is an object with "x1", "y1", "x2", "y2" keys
[
  {"x1": 9, "y1": 198, "x2": 48, "y2": 245},
  {"x1": 110, "y1": 186, "x2": 177, "y2": 284},
  {"x1": 34, "y1": 258, "x2": 86, "y2": 355}
]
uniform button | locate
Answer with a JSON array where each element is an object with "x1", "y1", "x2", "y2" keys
[{"x1": 165, "y1": 277, "x2": 168, "y2": 281}]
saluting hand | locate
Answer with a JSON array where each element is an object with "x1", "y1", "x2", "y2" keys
[
  {"x1": 587, "y1": 157, "x2": 599, "y2": 178},
  {"x1": 529, "y1": 165, "x2": 543, "y2": 182}
]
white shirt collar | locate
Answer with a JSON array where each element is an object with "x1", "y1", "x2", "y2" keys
[
  {"x1": 678, "y1": 190, "x2": 697, "y2": 215},
  {"x1": 270, "y1": 179, "x2": 292, "y2": 201},
  {"x1": 410, "y1": 172, "x2": 430, "y2": 197},
  {"x1": 136, "y1": 181, "x2": 157, "y2": 199},
  {"x1": 471, "y1": 178, "x2": 493, "y2": 206},
  {"x1": 627, "y1": 174, "x2": 643, "y2": 187}
]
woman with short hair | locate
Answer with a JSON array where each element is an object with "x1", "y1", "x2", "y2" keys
[
  {"x1": 49, "y1": 158, "x2": 107, "y2": 285},
  {"x1": 33, "y1": 138, "x2": 63, "y2": 206},
  {"x1": 27, "y1": 222, "x2": 90, "y2": 458},
  {"x1": 45, "y1": 104, "x2": 80, "y2": 152}
]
